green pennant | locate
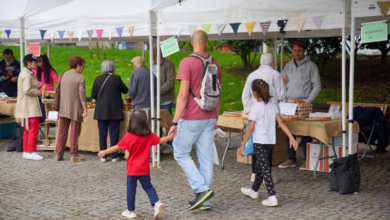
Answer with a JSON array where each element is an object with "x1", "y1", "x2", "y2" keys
[
  {"x1": 202, "y1": 24, "x2": 211, "y2": 34},
  {"x1": 0, "y1": 30, "x2": 2, "y2": 38}
]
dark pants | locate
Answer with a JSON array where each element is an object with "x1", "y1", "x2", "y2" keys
[
  {"x1": 4, "y1": 91, "x2": 17, "y2": 98},
  {"x1": 127, "y1": 174, "x2": 159, "y2": 212},
  {"x1": 287, "y1": 136, "x2": 311, "y2": 162},
  {"x1": 98, "y1": 120, "x2": 121, "y2": 159},
  {"x1": 252, "y1": 121, "x2": 277, "y2": 173},
  {"x1": 252, "y1": 144, "x2": 276, "y2": 196},
  {"x1": 160, "y1": 102, "x2": 173, "y2": 146}
]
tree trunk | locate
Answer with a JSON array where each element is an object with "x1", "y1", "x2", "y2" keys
[
  {"x1": 103, "y1": 43, "x2": 107, "y2": 60},
  {"x1": 89, "y1": 42, "x2": 93, "y2": 59},
  {"x1": 96, "y1": 42, "x2": 101, "y2": 59}
]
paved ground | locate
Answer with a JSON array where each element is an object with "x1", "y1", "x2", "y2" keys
[{"x1": 1, "y1": 134, "x2": 390, "y2": 220}]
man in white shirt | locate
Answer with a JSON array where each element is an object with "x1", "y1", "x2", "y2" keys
[{"x1": 242, "y1": 53, "x2": 286, "y2": 182}]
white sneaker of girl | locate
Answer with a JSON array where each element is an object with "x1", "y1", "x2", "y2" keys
[
  {"x1": 154, "y1": 201, "x2": 165, "y2": 220},
  {"x1": 121, "y1": 210, "x2": 137, "y2": 218},
  {"x1": 262, "y1": 195, "x2": 278, "y2": 207},
  {"x1": 241, "y1": 187, "x2": 259, "y2": 199},
  {"x1": 26, "y1": 152, "x2": 43, "y2": 160},
  {"x1": 23, "y1": 152, "x2": 26, "y2": 159}
]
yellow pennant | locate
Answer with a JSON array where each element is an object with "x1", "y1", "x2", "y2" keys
[
  {"x1": 68, "y1": 31, "x2": 74, "y2": 41},
  {"x1": 294, "y1": 18, "x2": 307, "y2": 33},
  {"x1": 245, "y1": 22, "x2": 256, "y2": 36},
  {"x1": 129, "y1": 26, "x2": 135, "y2": 37},
  {"x1": 377, "y1": 1, "x2": 390, "y2": 17}
]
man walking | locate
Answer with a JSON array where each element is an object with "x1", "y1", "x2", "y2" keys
[{"x1": 0, "y1": 49, "x2": 21, "y2": 97}]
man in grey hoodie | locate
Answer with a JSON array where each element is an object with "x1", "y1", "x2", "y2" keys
[{"x1": 279, "y1": 39, "x2": 321, "y2": 170}]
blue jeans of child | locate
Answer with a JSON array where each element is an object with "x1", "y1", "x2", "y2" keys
[
  {"x1": 173, "y1": 118, "x2": 216, "y2": 205},
  {"x1": 127, "y1": 174, "x2": 159, "y2": 212}
]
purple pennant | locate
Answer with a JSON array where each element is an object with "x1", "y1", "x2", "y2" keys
[
  {"x1": 58, "y1": 30, "x2": 65, "y2": 41},
  {"x1": 277, "y1": 19, "x2": 288, "y2": 34},
  {"x1": 116, "y1": 27, "x2": 124, "y2": 38},
  {"x1": 40, "y1": 30, "x2": 47, "y2": 40},
  {"x1": 229, "y1": 23, "x2": 241, "y2": 35},
  {"x1": 5, "y1": 30, "x2": 11, "y2": 38}
]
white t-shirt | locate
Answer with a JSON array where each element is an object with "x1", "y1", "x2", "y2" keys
[{"x1": 248, "y1": 101, "x2": 279, "y2": 144}]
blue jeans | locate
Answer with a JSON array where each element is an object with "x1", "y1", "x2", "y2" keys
[
  {"x1": 127, "y1": 174, "x2": 159, "y2": 212},
  {"x1": 98, "y1": 120, "x2": 120, "y2": 159},
  {"x1": 173, "y1": 118, "x2": 216, "y2": 205},
  {"x1": 160, "y1": 102, "x2": 173, "y2": 145}
]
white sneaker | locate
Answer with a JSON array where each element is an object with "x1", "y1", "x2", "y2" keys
[
  {"x1": 241, "y1": 187, "x2": 259, "y2": 199},
  {"x1": 251, "y1": 173, "x2": 256, "y2": 183},
  {"x1": 262, "y1": 195, "x2": 278, "y2": 207},
  {"x1": 26, "y1": 152, "x2": 43, "y2": 160},
  {"x1": 100, "y1": 158, "x2": 107, "y2": 162},
  {"x1": 122, "y1": 210, "x2": 137, "y2": 218},
  {"x1": 154, "y1": 202, "x2": 165, "y2": 220},
  {"x1": 162, "y1": 145, "x2": 173, "y2": 154},
  {"x1": 112, "y1": 158, "x2": 119, "y2": 162},
  {"x1": 23, "y1": 152, "x2": 26, "y2": 159}
]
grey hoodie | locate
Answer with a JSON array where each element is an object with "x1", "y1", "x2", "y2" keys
[{"x1": 281, "y1": 56, "x2": 321, "y2": 103}]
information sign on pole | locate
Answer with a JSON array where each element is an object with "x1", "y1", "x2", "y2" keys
[
  {"x1": 28, "y1": 43, "x2": 41, "y2": 56},
  {"x1": 160, "y1": 36, "x2": 179, "y2": 57},
  {"x1": 361, "y1": 20, "x2": 388, "y2": 43}
]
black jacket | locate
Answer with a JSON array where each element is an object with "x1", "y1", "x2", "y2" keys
[
  {"x1": 91, "y1": 74, "x2": 128, "y2": 120},
  {"x1": 0, "y1": 58, "x2": 21, "y2": 92}
]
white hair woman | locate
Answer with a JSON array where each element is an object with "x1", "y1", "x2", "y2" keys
[{"x1": 91, "y1": 60, "x2": 128, "y2": 162}]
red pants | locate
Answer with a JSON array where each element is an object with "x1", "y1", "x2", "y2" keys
[
  {"x1": 56, "y1": 117, "x2": 81, "y2": 157},
  {"x1": 23, "y1": 117, "x2": 40, "y2": 153}
]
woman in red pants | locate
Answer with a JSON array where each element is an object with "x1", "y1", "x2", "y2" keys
[{"x1": 15, "y1": 54, "x2": 43, "y2": 160}]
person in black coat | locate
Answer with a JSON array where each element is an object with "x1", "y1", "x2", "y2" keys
[{"x1": 92, "y1": 60, "x2": 128, "y2": 162}]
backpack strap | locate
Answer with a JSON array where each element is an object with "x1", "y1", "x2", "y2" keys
[{"x1": 187, "y1": 54, "x2": 214, "y2": 99}]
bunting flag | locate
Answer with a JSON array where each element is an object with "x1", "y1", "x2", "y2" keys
[
  {"x1": 294, "y1": 18, "x2": 306, "y2": 33},
  {"x1": 68, "y1": 31, "x2": 74, "y2": 41},
  {"x1": 106, "y1": 28, "x2": 114, "y2": 40},
  {"x1": 0, "y1": 30, "x2": 2, "y2": 38},
  {"x1": 5, "y1": 30, "x2": 11, "y2": 38},
  {"x1": 58, "y1": 30, "x2": 65, "y2": 41},
  {"x1": 96, "y1": 29, "x2": 103, "y2": 40},
  {"x1": 116, "y1": 27, "x2": 124, "y2": 38},
  {"x1": 229, "y1": 23, "x2": 241, "y2": 35},
  {"x1": 175, "y1": 24, "x2": 185, "y2": 37},
  {"x1": 312, "y1": 15, "x2": 325, "y2": 30},
  {"x1": 77, "y1": 30, "x2": 84, "y2": 41},
  {"x1": 277, "y1": 19, "x2": 288, "y2": 34},
  {"x1": 188, "y1": 25, "x2": 197, "y2": 38},
  {"x1": 86, "y1": 30, "x2": 93, "y2": 41},
  {"x1": 245, "y1": 22, "x2": 256, "y2": 36},
  {"x1": 39, "y1": 30, "x2": 47, "y2": 40},
  {"x1": 216, "y1": 24, "x2": 226, "y2": 36},
  {"x1": 377, "y1": 1, "x2": 390, "y2": 17},
  {"x1": 50, "y1": 30, "x2": 56, "y2": 41},
  {"x1": 202, "y1": 24, "x2": 211, "y2": 34},
  {"x1": 128, "y1": 26, "x2": 135, "y2": 37},
  {"x1": 260, "y1": 20, "x2": 271, "y2": 35}
]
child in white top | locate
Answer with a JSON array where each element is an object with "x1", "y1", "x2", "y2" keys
[{"x1": 239, "y1": 79, "x2": 298, "y2": 207}]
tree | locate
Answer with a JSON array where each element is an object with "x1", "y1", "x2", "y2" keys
[
  {"x1": 215, "y1": 40, "x2": 263, "y2": 69},
  {"x1": 366, "y1": 35, "x2": 390, "y2": 64},
  {"x1": 346, "y1": 35, "x2": 366, "y2": 62}
]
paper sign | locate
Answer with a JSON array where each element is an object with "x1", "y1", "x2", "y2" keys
[
  {"x1": 361, "y1": 20, "x2": 388, "y2": 43},
  {"x1": 279, "y1": 103, "x2": 298, "y2": 115},
  {"x1": 160, "y1": 36, "x2": 179, "y2": 57},
  {"x1": 28, "y1": 43, "x2": 41, "y2": 56},
  {"x1": 47, "y1": 111, "x2": 59, "y2": 121}
]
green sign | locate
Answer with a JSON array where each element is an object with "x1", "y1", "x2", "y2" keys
[
  {"x1": 361, "y1": 20, "x2": 388, "y2": 43},
  {"x1": 160, "y1": 36, "x2": 179, "y2": 57}
]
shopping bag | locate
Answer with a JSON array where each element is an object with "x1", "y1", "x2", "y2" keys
[
  {"x1": 329, "y1": 153, "x2": 360, "y2": 195},
  {"x1": 243, "y1": 122, "x2": 255, "y2": 156},
  {"x1": 212, "y1": 141, "x2": 219, "y2": 165},
  {"x1": 7, "y1": 127, "x2": 24, "y2": 152}
]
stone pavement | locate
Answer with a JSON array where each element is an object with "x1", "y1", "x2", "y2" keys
[{"x1": 0, "y1": 135, "x2": 390, "y2": 220}]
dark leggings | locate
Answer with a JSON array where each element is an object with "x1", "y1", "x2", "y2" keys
[
  {"x1": 252, "y1": 121, "x2": 277, "y2": 174},
  {"x1": 251, "y1": 143, "x2": 276, "y2": 196}
]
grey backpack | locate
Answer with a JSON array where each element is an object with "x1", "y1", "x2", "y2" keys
[{"x1": 188, "y1": 54, "x2": 221, "y2": 111}]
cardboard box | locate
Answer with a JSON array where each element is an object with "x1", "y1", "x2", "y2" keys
[
  {"x1": 0, "y1": 120, "x2": 18, "y2": 139},
  {"x1": 329, "y1": 133, "x2": 358, "y2": 146},
  {"x1": 274, "y1": 127, "x2": 287, "y2": 152},
  {"x1": 306, "y1": 143, "x2": 325, "y2": 172},
  {"x1": 324, "y1": 144, "x2": 358, "y2": 172},
  {"x1": 237, "y1": 148, "x2": 252, "y2": 164},
  {"x1": 237, "y1": 148, "x2": 288, "y2": 166}
]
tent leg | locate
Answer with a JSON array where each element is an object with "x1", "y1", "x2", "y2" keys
[
  {"x1": 348, "y1": 17, "x2": 356, "y2": 155},
  {"x1": 274, "y1": 38, "x2": 277, "y2": 71},
  {"x1": 156, "y1": 36, "x2": 161, "y2": 168},
  {"x1": 19, "y1": 18, "x2": 24, "y2": 68},
  {"x1": 341, "y1": 28, "x2": 347, "y2": 157},
  {"x1": 47, "y1": 42, "x2": 50, "y2": 58},
  {"x1": 149, "y1": 12, "x2": 156, "y2": 167},
  {"x1": 280, "y1": 34, "x2": 284, "y2": 73},
  {"x1": 142, "y1": 42, "x2": 145, "y2": 60}
]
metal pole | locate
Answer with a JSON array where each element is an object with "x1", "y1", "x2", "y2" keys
[
  {"x1": 19, "y1": 18, "x2": 24, "y2": 68},
  {"x1": 142, "y1": 42, "x2": 145, "y2": 60},
  {"x1": 149, "y1": 11, "x2": 156, "y2": 166},
  {"x1": 25, "y1": 38, "x2": 28, "y2": 55},
  {"x1": 348, "y1": 18, "x2": 355, "y2": 155},
  {"x1": 280, "y1": 34, "x2": 284, "y2": 73},
  {"x1": 47, "y1": 42, "x2": 50, "y2": 58},
  {"x1": 274, "y1": 38, "x2": 278, "y2": 71},
  {"x1": 341, "y1": 28, "x2": 347, "y2": 157},
  {"x1": 156, "y1": 35, "x2": 161, "y2": 168}
]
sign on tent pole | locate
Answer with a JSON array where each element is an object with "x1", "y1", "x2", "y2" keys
[
  {"x1": 361, "y1": 20, "x2": 388, "y2": 43},
  {"x1": 28, "y1": 43, "x2": 41, "y2": 56},
  {"x1": 160, "y1": 36, "x2": 179, "y2": 57}
]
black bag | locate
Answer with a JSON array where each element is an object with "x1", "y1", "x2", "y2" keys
[
  {"x1": 7, "y1": 127, "x2": 24, "y2": 152},
  {"x1": 329, "y1": 153, "x2": 360, "y2": 195},
  {"x1": 39, "y1": 98, "x2": 46, "y2": 124}
]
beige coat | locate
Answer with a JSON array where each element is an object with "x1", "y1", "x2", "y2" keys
[
  {"x1": 15, "y1": 67, "x2": 42, "y2": 129},
  {"x1": 58, "y1": 70, "x2": 86, "y2": 123}
]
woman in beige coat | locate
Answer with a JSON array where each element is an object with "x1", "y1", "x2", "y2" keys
[
  {"x1": 55, "y1": 56, "x2": 88, "y2": 162},
  {"x1": 15, "y1": 54, "x2": 43, "y2": 160}
]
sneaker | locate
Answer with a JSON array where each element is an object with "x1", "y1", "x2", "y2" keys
[
  {"x1": 121, "y1": 210, "x2": 137, "y2": 218},
  {"x1": 199, "y1": 205, "x2": 211, "y2": 211},
  {"x1": 162, "y1": 145, "x2": 173, "y2": 154},
  {"x1": 241, "y1": 187, "x2": 259, "y2": 199},
  {"x1": 26, "y1": 152, "x2": 43, "y2": 161},
  {"x1": 251, "y1": 173, "x2": 256, "y2": 183},
  {"x1": 300, "y1": 162, "x2": 307, "y2": 170},
  {"x1": 189, "y1": 190, "x2": 214, "y2": 210},
  {"x1": 112, "y1": 158, "x2": 119, "y2": 162},
  {"x1": 55, "y1": 155, "x2": 64, "y2": 161},
  {"x1": 71, "y1": 156, "x2": 86, "y2": 162},
  {"x1": 154, "y1": 202, "x2": 165, "y2": 220},
  {"x1": 262, "y1": 195, "x2": 278, "y2": 207},
  {"x1": 100, "y1": 158, "x2": 107, "y2": 162},
  {"x1": 23, "y1": 152, "x2": 26, "y2": 159},
  {"x1": 278, "y1": 159, "x2": 296, "y2": 168}
]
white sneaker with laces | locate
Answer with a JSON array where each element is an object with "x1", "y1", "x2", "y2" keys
[
  {"x1": 241, "y1": 187, "x2": 259, "y2": 199},
  {"x1": 250, "y1": 173, "x2": 256, "y2": 183},
  {"x1": 154, "y1": 202, "x2": 165, "y2": 220},
  {"x1": 26, "y1": 152, "x2": 43, "y2": 160},
  {"x1": 121, "y1": 210, "x2": 137, "y2": 218},
  {"x1": 112, "y1": 158, "x2": 119, "y2": 162},
  {"x1": 100, "y1": 158, "x2": 107, "y2": 162},
  {"x1": 262, "y1": 195, "x2": 278, "y2": 207},
  {"x1": 23, "y1": 152, "x2": 26, "y2": 159}
]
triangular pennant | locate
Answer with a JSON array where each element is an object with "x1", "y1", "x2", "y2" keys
[
  {"x1": 294, "y1": 18, "x2": 306, "y2": 33},
  {"x1": 175, "y1": 24, "x2": 185, "y2": 37},
  {"x1": 277, "y1": 19, "x2": 288, "y2": 34},
  {"x1": 39, "y1": 30, "x2": 47, "y2": 40},
  {"x1": 106, "y1": 28, "x2": 114, "y2": 40},
  {"x1": 201, "y1": 24, "x2": 211, "y2": 34},
  {"x1": 312, "y1": 15, "x2": 325, "y2": 30},
  {"x1": 116, "y1": 27, "x2": 124, "y2": 38},
  {"x1": 229, "y1": 23, "x2": 241, "y2": 35},
  {"x1": 215, "y1": 24, "x2": 226, "y2": 36},
  {"x1": 77, "y1": 30, "x2": 84, "y2": 41},
  {"x1": 96, "y1": 29, "x2": 103, "y2": 40},
  {"x1": 86, "y1": 30, "x2": 93, "y2": 41},
  {"x1": 245, "y1": 22, "x2": 256, "y2": 36},
  {"x1": 68, "y1": 31, "x2": 74, "y2": 41},
  {"x1": 377, "y1": 1, "x2": 390, "y2": 17},
  {"x1": 58, "y1": 30, "x2": 65, "y2": 41},
  {"x1": 50, "y1": 30, "x2": 56, "y2": 41},
  {"x1": 128, "y1": 26, "x2": 135, "y2": 37},
  {"x1": 188, "y1": 25, "x2": 197, "y2": 38},
  {"x1": 5, "y1": 30, "x2": 11, "y2": 38},
  {"x1": 259, "y1": 20, "x2": 271, "y2": 35},
  {"x1": 0, "y1": 30, "x2": 2, "y2": 38}
]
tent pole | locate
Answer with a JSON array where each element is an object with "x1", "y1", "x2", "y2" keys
[
  {"x1": 47, "y1": 42, "x2": 50, "y2": 58},
  {"x1": 142, "y1": 42, "x2": 145, "y2": 60},
  {"x1": 274, "y1": 38, "x2": 277, "y2": 71},
  {"x1": 19, "y1": 18, "x2": 24, "y2": 68},
  {"x1": 280, "y1": 34, "x2": 284, "y2": 73},
  {"x1": 341, "y1": 28, "x2": 347, "y2": 157},
  {"x1": 25, "y1": 38, "x2": 28, "y2": 55},
  {"x1": 348, "y1": 17, "x2": 355, "y2": 155},
  {"x1": 156, "y1": 35, "x2": 161, "y2": 168},
  {"x1": 149, "y1": 11, "x2": 156, "y2": 166}
]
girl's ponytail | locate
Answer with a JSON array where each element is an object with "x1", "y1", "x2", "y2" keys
[{"x1": 251, "y1": 79, "x2": 273, "y2": 104}]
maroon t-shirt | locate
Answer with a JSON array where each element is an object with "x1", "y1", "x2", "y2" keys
[{"x1": 177, "y1": 52, "x2": 222, "y2": 120}]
